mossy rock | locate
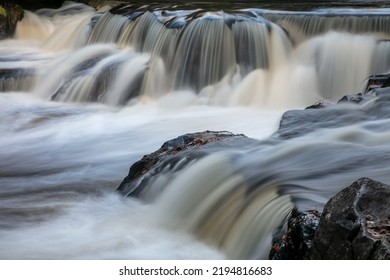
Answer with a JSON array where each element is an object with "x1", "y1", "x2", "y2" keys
[
  {"x1": 0, "y1": 5, "x2": 7, "y2": 17},
  {"x1": 0, "y1": 1, "x2": 24, "y2": 39}
]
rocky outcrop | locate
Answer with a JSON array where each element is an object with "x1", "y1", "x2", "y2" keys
[
  {"x1": 275, "y1": 73, "x2": 390, "y2": 139},
  {"x1": 311, "y1": 178, "x2": 390, "y2": 260},
  {"x1": 269, "y1": 178, "x2": 390, "y2": 260},
  {"x1": 117, "y1": 130, "x2": 260, "y2": 199},
  {"x1": 0, "y1": 1, "x2": 23, "y2": 39}
]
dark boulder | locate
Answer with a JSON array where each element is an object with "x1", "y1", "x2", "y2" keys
[
  {"x1": 269, "y1": 209, "x2": 321, "y2": 260},
  {"x1": 117, "y1": 130, "x2": 260, "y2": 200},
  {"x1": 311, "y1": 177, "x2": 390, "y2": 260},
  {"x1": 0, "y1": 1, "x2": 23, "y2": 39}
]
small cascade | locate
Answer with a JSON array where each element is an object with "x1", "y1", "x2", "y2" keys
[
  {"x1": 40, "y1": 14, "x2": 93, "y2": 51},
  {"x1": 14, "y1": 11, "x2": 55, "y2": 41},
  {"x1": 88, "y1": 10, "x2": 277, "y2": 91},
  {"x1": 32, "y1": 44, "x2": 150, "y2": 105},
  {"x1": 4, "y1": 2, "x2": 389, "y2": 107},
  {"x1": 15, "y1": 2, "x2": 95, "y2": 45},
  {"x1": 83, "y1": 5, "x2": 390, "y2": 105},
  {"x1": 88, "y1": 12, "x2": 130, "y2": 44},
  {"x1": 296, "y1": 32, "x2": 379, "y2": 99},
  {"x1": 153, "y1": 153, "x2": 293, "y2": 259},
  {"x1": 262, "y1": 9, "x2": 390, "y2": 44},
  {"x1": 0, "y1": 43, "x2": 53, "y2": 93},
  {"x1": 148, "y1": 116, "x2": 390, "y2": 258},
  {"x1": 0, "y1": 69, "x2": 35, "y2": 92},
  {"x1": 371, "y1": 40, "x2": 390, "y2": 75}
]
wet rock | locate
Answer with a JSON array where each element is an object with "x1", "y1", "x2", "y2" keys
[
  {"x1": 0, "y1": 1, "x2": 23, "y2": 39},
  {"x1": 117, "y1": 130, "x2": 260, "y2": 200},
  {"x1": 275, "y1": 76, "x2": 390, "y2": 139},
  {"x1": 269, "y1": 209, "x2": 321, "y2": 260},
  {"x1": 311, "y1": 177, "x2": 390, "y2": 260},
  {"x1": 337, "y1": 73, "x2": 390, "y2": 104},
  {"x1": 364, "y1": 73, "x2": 390, "y2": 93},
  {"x1": 274, "y1": 106, "x2": 368, "y2": 139},
  {"x1": 335, "y1": 74, "x2": 390, "y2": 105},
  {"x1": 304, "y1": 101, "x2": 329, "y2": 109},
  {"x1": 337, "y1": 92, "x2": 364, "y2": 104}
]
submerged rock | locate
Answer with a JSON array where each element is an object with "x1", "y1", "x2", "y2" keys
[
  {"x1": 0, "y1": 1, "x2": 23, "y2": 39},
  {"x1": 311, "y1": 178, "x2": 390, "y2": 260},
  {"x1": 117, "y1": 130, "x2": 260, "y2": 200}
]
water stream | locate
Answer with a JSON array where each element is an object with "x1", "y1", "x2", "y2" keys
[{"x1": 0, "y1": 1, "x2": 389, "y2": 259}]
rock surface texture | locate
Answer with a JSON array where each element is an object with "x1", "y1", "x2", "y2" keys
[
  {"x1": 0, "y1": 1, "x2": 23, "y2": 39},
  {"x1": 311, "y1": 178, "x2": 390, "y2": 260},
  {"x1": 269, "y1": 210, "x2": 321, "y2": 260},
  {"x1": 117, "y1": 130, "x2": 259, "y2": 200}
]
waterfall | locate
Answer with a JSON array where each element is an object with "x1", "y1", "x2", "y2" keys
[
  {"x1": 1, "y1": 1, "x2": 390, "y2": 260},
  {"x1": 151, "y1": 153, "x2": 294, "y2": 259},
  {"x1": 262, "y1": 9, "x2": 390, "y2": 44},
  {"x1": 2, "y1": 2, "x2": 389, "y2": 107}
]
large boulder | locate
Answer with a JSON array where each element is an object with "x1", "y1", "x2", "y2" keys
[
  {"x1": 0, "y1": 1, "x2": 23, "y2": 39},
  {"x1": 311, "y1": 178, "x2": 390, "y2": 259},
  {"x1": 269, "y1": 178, "x2": 390, "y2": 260},
  {"x1": 117, "y1": 130, "x2": 260, "y2": 200}
]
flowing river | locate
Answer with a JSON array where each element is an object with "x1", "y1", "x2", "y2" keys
[{"x1": 0, "y1": 0, "x2": 389, "y2": 259}]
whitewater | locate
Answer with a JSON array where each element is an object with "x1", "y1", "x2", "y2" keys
[{"x1": 0, "y1": 1, "x2": 389, "y2": 259}]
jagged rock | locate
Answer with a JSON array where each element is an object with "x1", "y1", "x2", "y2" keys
[
  {"x1": 269, "y1": 210, "x2": 321, "y2": 260},
  {"x1": 311, "y1": 178, "x2": 390, "y2": 259},
  {"x1": 0, "y1": 1, "x2": 23, "y2": 39},
  {"x1": 117, "y1": 130, "x2": 260, "y2": 200}
]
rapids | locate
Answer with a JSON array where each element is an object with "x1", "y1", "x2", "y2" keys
[{"x1": 0, "y1": 1, "x2": 389, "y2": 259}]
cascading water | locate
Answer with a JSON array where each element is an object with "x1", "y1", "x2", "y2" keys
[{"x1": 0, "y1": 1, "x2": 390, "y2": 259}]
